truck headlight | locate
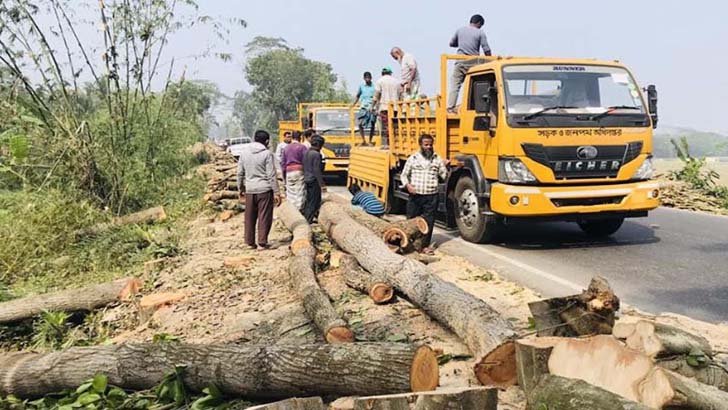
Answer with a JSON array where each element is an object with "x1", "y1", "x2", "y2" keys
[
  {"x1": 499, "y1": 158, "x2": 537, "y2": 183},
  {"x1": 632, "y1": 157, "x2": 654, "y2": 180}
]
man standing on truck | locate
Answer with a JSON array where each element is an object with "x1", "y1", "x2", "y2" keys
[
  {"x1": 302, "y1": 134, "x2": 327, "y2": 223},
  {"x1": 352, "y1": 71, "x2": 377, "y2": 146},
  {"x1": 371, "y1": 67, "x2": 401, "y2": 148},
  {"x1": 400, "y1": 134, "x2": 448, "y2": 253},
  {"x1": 448, "y1": 14, "x2": 492, "y2": 113},
  {"x1": 281, "y1": 131, "x2": 307, "y2": 210},
  {"x1": 237, "y1": 130, "x2": 281, "y2": 250},
  {"x1": 390, "y1": 47, "x2": 420, "y2": 100}
]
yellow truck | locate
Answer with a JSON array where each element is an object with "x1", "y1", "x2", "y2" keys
[
  {"x1": 348, "y1": 55, "x2": 660, "y2": 243},
  {"x1": 279, "y1": 103, "x2": 382, "y2": 175}
]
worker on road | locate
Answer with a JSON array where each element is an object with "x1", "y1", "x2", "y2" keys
[
  {"x1": 370, "y1": 67, "x2": 401, "y2": 148},
  {"x1": 349, "y1": 183, "x2": 385, "y2": 217},
  {"x1": 237, "y1": 130, "x2": 282, "y2": 250},
  {"x1": 352, "y1": 71, "x2": 377, "y2": 146},
  {"x1": 390, "y1": 47, "x2": 420, "y2": 100},
  {"x1": 400, "y1": 134, "x2": 449, "y2": 254},
  {"x1": 281, "y1": 131, "x2": 307, "y2": 211},
  {"x1": 275, "y1": 131, "x2": 292, "y2": 174},
  {"x1": 302, "y1": 135, "x2": 327, "y2": 223},
  {"x1": 448, "y1": 14, "x2": 492, "y2": 113}
]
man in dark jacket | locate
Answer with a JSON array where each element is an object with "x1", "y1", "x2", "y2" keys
[
  {"x1": 237, "y1": 130, "x2": 281, "y2": 250},
  {"x1": 302, "y1": 134, "x2": 326, "y2": 223}
]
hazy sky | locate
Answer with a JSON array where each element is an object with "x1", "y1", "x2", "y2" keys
[{"x1": 125, "y1": 1, "x2": 728, "y2": 132}]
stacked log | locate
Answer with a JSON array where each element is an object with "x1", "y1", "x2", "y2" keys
[
  {"x1": 339, "y1": 254, "x2": 394, "y2": 304},
  {"x1": 0, "y1": 278, "x2": 142, "y2": 324},
  {"x1": 0, "y1": 343, "x2": 439, "y2": 398},
  {"x1": 277, "y1": 201, "x2": 354, "y2": 343},
  {"x1": 319, "y1": 200, "x2": 518, "y2": 387}
]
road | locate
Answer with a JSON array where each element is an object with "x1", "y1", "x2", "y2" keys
[{"x1": 328, "y1": 185, "x2": 728, "y2": 323}]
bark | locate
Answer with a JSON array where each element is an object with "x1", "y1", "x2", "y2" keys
[
  {"x1": 405, "y1": 254, "x2": 440, "y2": 265},
  {"x1": 0, "y1": 343, "x2": 439, "y2": 399},
  {"x1": 516, "y1": 336, "x2": 728, "y2": 409},
  {"x1": 615, "y1": 320, "x2": 713, "y2": 358},
  {"x1": 278, "y1": 201, "x2": 353, "y2": 343},
  {"x1": 79, "y1": 207, "x2": 167, "y2": 237},
  {"x1": 0, "y1": 278, "x2": 142, "y2": 324},
  {"x1": 319, "y1": 201, "x2": 518, "y2": 387},
  {"x1": 528, "y1": 276, "x2": 619, "y2": 337},
  {"x1": 203, "y1": 190, "x2": 240, "y2": 202},
  {"x1": 353, "y1": 387, "x2": 497, "y2": 410},
  {"x1": 247, "y1": 397, "x2": 325, "y2": 410},
  {"x1": 526, "y1": 375, "x2": 651, "y2": 410},
  {"x1": 658, "y1": 358, "x2": 728, "y2": 392},
  {"x1": 340, "y1": 254, "x2": 394, "y2": 304}
]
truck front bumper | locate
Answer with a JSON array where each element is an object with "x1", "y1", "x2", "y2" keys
[{"x1": 490, "y1": 181, "x2": 661, "y2": 218}]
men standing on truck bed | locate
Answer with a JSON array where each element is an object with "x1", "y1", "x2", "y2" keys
[
  {"x1": 400, "y1": 134, "x2": 448, "y2": 254},
  {"x1": 448, "y1": 14, "x2": 492, "y2": 113},
  {"x1": 237, "y1": 130, "x2": 281, "y2": 250},
  {"x1": 352, "y1": 71, "x2": 377, "y2": 146},
  {"x1": 281, "y1": 131, "x2": 307, "y2": 211},
  {"x1": 371, "y1": 67, "x2": 401, "y2": 148},
  {"x1": 302, "y1": 134, "x2": 327, "y2": 223},
  {"x1": 390, "y1": 47, "x2": 420, "y2": 100}
]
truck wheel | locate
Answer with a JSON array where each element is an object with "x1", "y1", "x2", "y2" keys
[
  {"x1": 577, "y1": 218, "x2": 624, "y2": 237},
  {"x1": 454, "y1": 176, "x2": 500, "y2": 243}
]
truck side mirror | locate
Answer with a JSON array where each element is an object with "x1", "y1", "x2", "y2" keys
[
  {"x1": 473, "y1": 115, "x2": 491, "y2": 131},
  {"x1": 646, "y1": 84, "x2": 658, "y2": 129}
]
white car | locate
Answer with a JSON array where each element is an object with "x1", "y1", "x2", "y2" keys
[{"x1": 226, "y1": 137, "x2": 251, "y2": 158}]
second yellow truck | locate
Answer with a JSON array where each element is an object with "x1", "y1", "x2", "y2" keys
[{"x1": 348, "y1": 55, "x2": 661, "y2": 243}]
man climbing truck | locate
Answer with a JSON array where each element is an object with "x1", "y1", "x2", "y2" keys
[{"x1": 347, "y1": 55, "x2": 660, "y2": 243}]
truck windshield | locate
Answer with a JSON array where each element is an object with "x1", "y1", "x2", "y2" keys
[
  {"x1": 503, "y1": 64, "x2": 648, "y2": 127},
  {"x1": 315, "y1": 109, "x2": 351, "y2": 133}
]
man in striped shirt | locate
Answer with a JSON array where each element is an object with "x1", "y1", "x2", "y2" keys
[
  {"x1": 400, "y1": 134, "x2": 449, "y2": 253},
  {"x1": 349, "y1": 184, "x2": 385, "y2": 216}
]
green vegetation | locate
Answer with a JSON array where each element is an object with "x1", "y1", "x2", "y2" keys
[
  {"x1": 232, "y1": 37, "x2": 351, "y2": 136},
  {"x1": 669, "y1": 137, "x2": 728, "y2": 208},
  {"x1": 654, "y1": 128, "x2": 728, "y2": 158}
]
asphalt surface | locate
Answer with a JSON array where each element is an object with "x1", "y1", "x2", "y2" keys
[{"x1": 329, "y1": 185, "x2": 728, "y2": 323}]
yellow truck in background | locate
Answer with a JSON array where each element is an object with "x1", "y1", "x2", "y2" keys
[
  {"x1": 278, "y1": 103, "x2": 381, "y2": 176},
  {"x1": 348, "y1": 55, "x2": 660, "y2": 243}
]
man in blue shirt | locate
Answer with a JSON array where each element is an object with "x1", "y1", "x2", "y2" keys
[
  {"x1": 352, "y1": 71, "x2": 377, "y2": 146},
  {"x1": 349, "y1": 183, "x2": 385, "y2": 216}
]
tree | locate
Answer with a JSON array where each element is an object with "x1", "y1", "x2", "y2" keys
[
  {"x1": 238, "y1": 37, "x2": 351, "y2": 134},
  {"x1": 232, "y1": 91, "x2": 274, "y2": 137}
]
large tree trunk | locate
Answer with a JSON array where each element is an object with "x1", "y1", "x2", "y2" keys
[
  {"x1": 528, "y1": 276, "x2": 619, "y2": 337},
  {"x1": 0, "y1": 343, "x2": 439, "y2": 399},
  {"x1": 319, "y1": 201, "x2": 518, "y2": 387},
  {"x1": 658, "y1": 358, "x2": 728, "y2": 392},
  {"x1": 613, "y1": 320, "x2": 713, "y2": 358},
  {"x1": 515, "y1": 336, "x2": 728, "y2": 409},
  {"x1": 526, "y1": 375, "x2": 651, "y2": 410},
  {"x1": 247, "y1": 397, "x2": 325, "y2": 410},
  {"x1": 0, "y1": 278, "x2": 142, "y2": 324},
  {"x1": 352, "y1": 387, "x2": 497, "y2": 410},
  {"x1": 328, "y1": 195, "x2": 427, "y2": 253},
  {"x1": 278, "y1": 201, "x2": 353, "y2": 343},
  {"x1": 340, "y1": 254, "x2": 394, "y2": 304}
]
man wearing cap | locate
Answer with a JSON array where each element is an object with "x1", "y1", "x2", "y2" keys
[{"x1": 370, "y1": 67, "x2": 401, "y2": 148}]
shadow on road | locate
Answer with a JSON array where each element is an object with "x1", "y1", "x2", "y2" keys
[{"x1": 639, "y1": 286, "x2": 728, "y2": 323}]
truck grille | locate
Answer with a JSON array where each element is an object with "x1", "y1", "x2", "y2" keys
[
  {"x1": 551, "y1": 196, "x2": 625, "y2": 207},
  {"x1": 324, "y1": 143, "x2": 351, "y2": 158},
  {"x1": 522, "y1": 142, "x2": 642, "y2": 180}
]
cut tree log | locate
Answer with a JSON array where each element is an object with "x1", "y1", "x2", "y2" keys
[
  {"x1": 526, "y1": 375, "x2": 651, "y2": 410},
  {"x1": 247, "y1": 397, "x2": 325, "y2": 410},
  {"x1": 319, "y1": 201, "x2": 518, "y2": 387},
  {"x1": 278, "y1": 201, "x2": 353, "y2": 343},
  {"x1": 0, "y1": 342, "x2": 439, "y2": 398},
  {"x1": 0, "y1": 278, "x2": 142, "y2": 324},
  {"x1": 79, "y1": 207, "x2": 167, "y2": 237},
  {"x1": 613, "y1": 320, "x2": 714, "y2": 358},
  {"x1": 658, "y1": 358, "x2": 728, "y2": 392},
  {"x1": 328, "y1": 195, "x2": 427, "y2": 253},
  {"x1": 353, "y1": 387, "x2": 497, "y2": 410},
  {"x1": 203, "y1": 190, "x2": 239, "y2": 202},
  {"x1": 528, "y1": 276, "x2": 619, "y2": 337},
  {"x1": 515, "y1": 335, "x2": 728, "y2": 409},
  {"x1": 339, "y1": 254, "x2": 394, "y2": 304}
]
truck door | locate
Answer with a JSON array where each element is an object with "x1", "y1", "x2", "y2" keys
[{"x1": 459, "y1": 72, "x2": 497, "y2": 167}]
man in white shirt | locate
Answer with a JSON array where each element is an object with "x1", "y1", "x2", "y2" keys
[
  {"x1": 370, "y1": 66, "x2": 402, "y2": 148},
  {"x1": 390, "y1": 47, "x2": 420, "y2": 100}
]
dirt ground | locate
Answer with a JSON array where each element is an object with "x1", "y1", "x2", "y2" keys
[{"x1": 102, "y1": 194, "x2": 728, "y2": 409}]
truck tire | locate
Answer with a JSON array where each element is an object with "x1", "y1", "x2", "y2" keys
[
  {"x1": 577, "y1": 217, "x2": 624, "y2": 237},
  {"x1": 453, "y1": 176, "x2": 500, "y2": 243}
]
